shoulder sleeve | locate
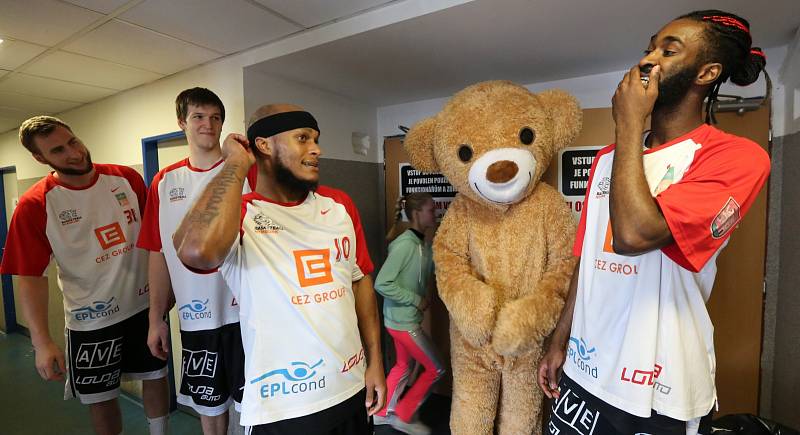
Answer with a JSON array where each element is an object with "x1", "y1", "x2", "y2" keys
[
  {"x1": 136, "y1": 170, "x2": 163, "y2": 251},
  {"x1": 125, "y1": 167, "x2": 148, "y2": 214},
  {"x1": 321, "y1": 187, "x2": 374, "y2": 277},
  {"x1": 573, "y1": 145, "x2": 613, "y2": 256},
  {"x1": 0, "y1": 187, "x2": 52, "y2": 276},
  {"x1": 657, "y1": 139, "x2": 770, "y2": 272}
]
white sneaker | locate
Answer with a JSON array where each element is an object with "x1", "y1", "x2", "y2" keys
[
  {"x1": 388, "y1": 415, "x2": 431, "y2": 435},
  {"x1": 373, "y1": 414, "x2": 391, "y2": 425}
]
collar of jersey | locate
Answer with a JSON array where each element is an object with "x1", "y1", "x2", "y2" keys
[
  {"x1": 246, "y1": 190, "x2": 309, "y2": 207},
  {"x1": 185, "y1": 157, "x2": 224, "y2": 172},
  {"x1": 641, "y1": 124, "x2": 711, "y2": 155},
  {"x1": 47, "y1": 165, "x2": 100, "y2": 191}
]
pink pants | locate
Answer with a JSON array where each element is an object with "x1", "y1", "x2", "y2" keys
[{"x1": 377, "y1": 326, "x2": 445, "y2": 422}]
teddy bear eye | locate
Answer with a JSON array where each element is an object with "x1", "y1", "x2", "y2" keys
[
  {"x1": 519, "y1": 127, "x2": 535, "y2": 145},
  {"x1": 458, "y1": 144, "x2": 473, "y2": 162}
]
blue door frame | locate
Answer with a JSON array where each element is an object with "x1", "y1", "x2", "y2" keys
[
  {"x1": 141, "y1": 131, "x2": 185, "y2": 412},
  {"x1": 0, "y1": 166, "x2": 18, "y2": 333}
]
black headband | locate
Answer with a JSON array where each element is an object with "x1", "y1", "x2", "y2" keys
[{"x1": 247, "y1": 111, "x2": 319, "y2": 145}]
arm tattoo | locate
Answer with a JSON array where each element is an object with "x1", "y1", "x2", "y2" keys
[{"x1": 189, "y1": 163, "x2": 243, "y2": 228}]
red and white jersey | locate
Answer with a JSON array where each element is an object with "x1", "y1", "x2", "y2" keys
[
  {"x1": 0, "y1": 164, "x2": 149, "y2": 331},
  {"x1": 567, "y1": 124, "x2": 770, "y2": 420},
  {"x1": 136, "y1": 158, "x2": 256, "y2": 332},
  {"x1": 218, "y1": 186, "x2": 374, "y2": 426}
]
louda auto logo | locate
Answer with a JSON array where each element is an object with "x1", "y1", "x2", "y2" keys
[
  {"x1": 568, "y1": 336, "x2": 598, "y2": 378},
  {"x1": 59, "y1": 209, "x2": 81, "y2": 225},
  {"x1": 179, "y1": 299, "x2": 211, "y2": 320},
  {"x1": 250, "y1": 358, "x2": 327, "y2": 399},
  {"x1": 169, "y1": 187, "x2": 186, "y2": 202},
  {"x1": 253, "y1": 212, "x2": 284, "y2": 234},
  {"x1": 72, "y1": 297, "x2": 120, "y2": 321}
]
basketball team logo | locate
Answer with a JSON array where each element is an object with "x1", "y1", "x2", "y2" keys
[
  {"x1": 95, "y1": 223, "x2": 127, "y2": 249},
  {"x1": 293, "y1": 249, "x2": 333, "y2": 287},
  {"x1": 59, "y1": 209, "x2": 82, "y2": 225},
  {"x1": 711, "y1": 196, "x2": 740, "y2": 239},
  {"x1": 253, "y1": 212, "x2": 284, "y2": 234},
  {"x1": 169, "y1": 187, "x2": 186, "y2": 202}
]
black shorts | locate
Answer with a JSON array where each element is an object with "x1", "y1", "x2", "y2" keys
[
  {"x1": 548, "y1": 374, "x2": 713, "y2": 435},
  {"x1": 246, "y1": 388, "x2": 371, "y2": 435},
  {"x1": 178, "y1": 322, "x2": 245, "y2": 416},
  {"x1": 65, "y1": 309, "x2": 167, "y2": 404}
]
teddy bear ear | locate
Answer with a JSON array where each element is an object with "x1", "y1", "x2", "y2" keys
[
  {"x1": 403, "y1": 117, "x2": 440, "y2": 173},
  {"x1": 537, "y1": 89, "x2": 583, "y2": 148}
]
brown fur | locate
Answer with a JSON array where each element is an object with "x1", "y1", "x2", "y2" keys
[{"x1": 405, "y1": 81, "x2": 581, "y2": 435}]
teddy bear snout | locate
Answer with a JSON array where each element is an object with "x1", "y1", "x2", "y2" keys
[{"x1": 486, "y1": 161, "x2": 519, "y2": 184}]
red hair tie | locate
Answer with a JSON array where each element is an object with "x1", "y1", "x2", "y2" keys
[
  {"x1": 702, "y1": 15, "x2": 750, "y2": 33},
  {"x1": 750, "y1": 48, "x2": 766, "y2": 59}
]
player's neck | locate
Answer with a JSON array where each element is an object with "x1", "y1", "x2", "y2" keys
[
  {"x1": 187, "y1": 144, "x2": 222, "y2": 170},
  {"x1": 255, "y1": 169, "x2": 309, "y2": 204},
  {"x1": 53, "y1": 167, "x2": 96, "y2": 188},
  {"x1": 648, "y1": 97, "x2": 704, "y2": 148}
]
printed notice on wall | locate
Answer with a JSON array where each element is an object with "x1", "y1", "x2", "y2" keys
[
  {"x1": 558, "y1": 146, "x2": 604, "y2": 221},
  {"x1": 399, "y1": 163, "x2": 456, "y2": 221}
]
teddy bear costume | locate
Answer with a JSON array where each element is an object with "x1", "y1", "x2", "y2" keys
[{"x1": 404, "y1": 80, "x2": 582, "y2": 434}]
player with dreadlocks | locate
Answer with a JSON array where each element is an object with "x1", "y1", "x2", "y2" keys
[{"x1": 537, "y1": 10, "x2": 770, "y2": 435}]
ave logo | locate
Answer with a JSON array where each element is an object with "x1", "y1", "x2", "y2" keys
[
  {"x1": 182, "y1": 349, "x2": 218, "y2": 378},
  {"x1": 76, "y1": 337, "x2": 123, "y2": 369}
]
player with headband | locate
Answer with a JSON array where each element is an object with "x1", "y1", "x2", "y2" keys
[{"x1": 173, "y1": 104, "x2": 386, "y2": 435}]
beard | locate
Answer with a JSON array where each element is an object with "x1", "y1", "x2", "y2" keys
[
  {"x1": 273, "y1": 150, "x2": 318, "y2": 198},
  {"x1": 47, "y1": 151, "x2": 94, "y2": 176},
  {"x1": 653, "y1": 62, "x2": 701, "y2": 112}
]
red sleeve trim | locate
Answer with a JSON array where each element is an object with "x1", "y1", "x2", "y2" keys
[
  {"x1": 136, "y1": 169, "x2": 164, "y2": 252},
  {"x1": 572, "y1": 145, "x2": 614, "y2": 256},
  {"x1": 316, "y1": 186, "x2": 374, "y2": 275},
  {"x1": 0, "y1": 180, "x2": 53, "y2": 275}
]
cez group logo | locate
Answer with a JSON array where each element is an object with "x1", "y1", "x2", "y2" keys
[
  {"x1": 293, "y1": 249, "x2": 333, "y2": 287},
  {"x1": 250, "y1": 358, "x2": 326, "y2": 399},
  {"x1": 179, "y1": 299, "x2": 211, "y2": 320},
  {"x1": 568, "y1": 336, "x2": 598, "y2": 378},
  {"x1": 95, "y1": 222, "x2": 126, "y2": 249},
  {"x1": 72, "y1": 297, "x2": 120, "y2": 321}
]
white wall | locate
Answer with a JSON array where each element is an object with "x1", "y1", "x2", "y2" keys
[
  {"x1": 243, "y1": 70, "x2": 379, "y2": 163},
  {"x1": 0, "y1": 0, "x2": 471, "y2": 180},
  {"x1": 778, "y1": 27, "x2": 800, "y2": 136},
  {"x1": 377, "y1": 45, "x2": 789, "y2": 157}
]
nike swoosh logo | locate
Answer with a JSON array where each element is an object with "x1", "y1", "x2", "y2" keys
[
  {"x1": 111, "y1": 187, "x2": 120, "y2": 192},
  {"x1": 321, "y1": 209, "x2": 331, "y2": 215}
]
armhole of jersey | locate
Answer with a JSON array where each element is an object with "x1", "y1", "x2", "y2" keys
[{"x1": 573, "y1": 146, "x2": 613, "y2": 256}]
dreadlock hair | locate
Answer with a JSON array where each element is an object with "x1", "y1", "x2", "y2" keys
[{"x1": 677, "y1": 10, "x2": 767, "y2": 124}]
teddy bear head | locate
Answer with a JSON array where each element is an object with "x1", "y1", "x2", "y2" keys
[{"x1": 404, "y1": 80, "x2": 582, "y2": 210}]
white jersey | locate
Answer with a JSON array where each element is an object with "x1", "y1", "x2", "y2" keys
[
  {"x1": 137, "y1": 158, "x2": 256, "y2": 332},
  {"x1": 1, "y1": 164, "x2": 149, "y2": 331},
  {"x1": 567, "y1": 124, "x2": 770, "y2": 420},
  {"x1": 218, "y1": 186, "x2": 374, "y2": 426}
]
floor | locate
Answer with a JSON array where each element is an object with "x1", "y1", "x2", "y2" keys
[
  {"x1": 0, "y1": 331, "x2": 202, "y2": 434},
  {"x1": 0, "y1": 330, "x2": 453, "y2": 434}
]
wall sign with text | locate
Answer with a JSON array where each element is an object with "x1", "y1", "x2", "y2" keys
[
  {"x1": 399, "y1": 163, "x2": 456, "y2": 221},
  {"x1": 558, "y1": 146, "x2": 603, "y2": 220}
]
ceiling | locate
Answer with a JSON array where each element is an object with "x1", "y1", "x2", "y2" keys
[
  {"x1": 1, "y1": 0, "x2": 798, "y2": 135},
  {"x1": 0, "y1": 0, "x2": 396, "y2": 132},
  {"x1": 249, "y1": 0, "x2": 800, "y2": 106}
]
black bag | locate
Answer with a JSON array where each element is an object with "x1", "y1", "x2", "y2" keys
[{"x1": 712, "y1": 414, "x2": 800, "y2": 435}]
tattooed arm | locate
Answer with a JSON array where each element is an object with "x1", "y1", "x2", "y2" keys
[{"x1": 174, "y1": 133, "x2": 255, "y2": 270}]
